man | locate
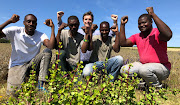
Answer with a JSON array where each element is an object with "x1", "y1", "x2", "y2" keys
[
  {"x1": 55, "y1": 16, "x2": 84, "y2": 71},
  {"x1": 57, "y1": 11, "x2": 115, "y2": 65},
  {"x1": 119, "y1": 7, "x2": 172, "y2": 87},
  {"x1": 0, "y1": 14, "x2": 55, "y2": 95},
  {"x1": 81, "y1": 21, "x2": 123, "y2": 82}
]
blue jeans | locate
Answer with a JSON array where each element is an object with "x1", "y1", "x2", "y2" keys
[{"x1": 82, "y1": 56, "x2": 123, "y2": 82}]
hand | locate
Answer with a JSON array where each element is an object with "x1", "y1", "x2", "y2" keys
[
  {"x1": 44, "y1": 19, "x2": 54, "y2": 27},
  {"x1": 111, "y1": 25, "x2": 118, "y2": 32},
  {"x1": 10, "y1": 14, "x2": 20, "y2": 23},
  {"x1": 81, "y1": 24, "x2": 98, "y2": 34},
  {"x1": 111, "y1": 14, "x2": 118, "y2": 24},
  {"x1": 58, "y1": 22, "x2": 68, "y2": 31},
  {"x1": 146, "y1": 7, "x2": 154, "y2": 16},
  {"x1": 121, "y1": 16, "x2": 128, "y2": 25},
  {"x1": 57, "y1": 11, "x2": 64, "y2": 21}
]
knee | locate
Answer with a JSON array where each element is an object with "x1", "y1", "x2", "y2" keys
[
  {"x1": 114, "y1": 56, "x2": 124, "y2": 66},
  {"x1": 43, "y1": 48, "x2": 52, "y2": 55},
  {"x1": 138, "y1": 66, "x2": 151, "y2": 78},
  {"x1": 82, "y1": 64, "x2": 93, "y2": 77}
]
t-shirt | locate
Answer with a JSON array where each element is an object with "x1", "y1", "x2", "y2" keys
[
  {"x1": 89, "y1": 35, "x2": 115, "y2": 62},
  {"x1": 2, "y1": 26, "x2": 49, "y2": 68},
  {"x1": 60, "y1": 29, "x2": 84, "y2": 65},
  {"x1": 128, "y1": 28, "x2": 171, "y2": 70}
]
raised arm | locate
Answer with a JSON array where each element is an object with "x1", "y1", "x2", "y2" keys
[
  {"x1": 43, "y1": 19, "x2": 55, "y2": 49},
  {"x1": 0, "y1": 14, "x2": 19, "y2": 38},
  {"x1": 55, "y1": 23, "x2": 68, "y2": 49},
  {"x1": 120, "y1": 16, "x2": 134, "y2": 47},
  {"x1": 57, "y1": 11, "x2": 64, "y2": 28},
  {"x1": 146, "y1": 7, "x2": 172, "y2": 41},
  {"x1": 111, "y1": 14, "x2": 120, "y2": 52},
  {"x1": 81, "y1": 24, "x2": 97, "y2": 53}
]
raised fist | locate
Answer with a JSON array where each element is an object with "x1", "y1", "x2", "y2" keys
[
  {"x1": 82, "y1": 24, "x2": 98, "y2": 34},
  {"x1": 44, "y1": 19, "x2": 54, "y2": 27},
  {"x1": 10, "y1": 14, "x2": 20, "y2": 23},
  {"x1": 57, "y1": 11, "x2": 64, "y2": 21},
  {"x1": 146, "y1": 7, "x2": 154, "y2": 16},
  {"x1": 121, "y1": 16, "x2": 128, "y2": 25},
  {"x1": 111, "y1": 14, "x2": 118, "y2": 24}
]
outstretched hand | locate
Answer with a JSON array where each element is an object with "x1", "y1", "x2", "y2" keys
[
  {"x1": 10, "y1": 14, "x2": 20, "y2": 23},
  {"x1": 57, "y1": 11, "x2": 64, "y2": 21},
  {"x1": 146, "y1": 7, "x2": 154, "y2": 16},
  {"x1": 121, "y1": 16, "x2": 128, "y2": 25}
]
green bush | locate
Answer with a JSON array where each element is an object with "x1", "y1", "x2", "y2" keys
[{"x1": 0, "y1": 39, "x2": 10, "y2": 43}]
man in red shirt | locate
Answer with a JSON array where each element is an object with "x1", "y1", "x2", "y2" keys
[{"x1": 119, "y1": 7, "x2": 172, "y2": 87}]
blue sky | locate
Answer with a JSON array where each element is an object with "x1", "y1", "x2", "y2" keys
[{"x1": 0, "y1": 0, "x2": 179, "y2": 47}]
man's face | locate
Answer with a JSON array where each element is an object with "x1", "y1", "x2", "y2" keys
[
  {"x1": 23, "y1": 15, "x2": 37, "y2": 35},
  {"x1": 138, "y1": 16, "x2": 152, "y2": 32},
  {"x1": 100, "y1": 23, "x2": 110, "y2": 38},
  {"x1": 68, "y1": 19, "x2": 79, "y2": 34},
  {"x1": 83, "y1": 15, "x2": 92, "y2": 28}
]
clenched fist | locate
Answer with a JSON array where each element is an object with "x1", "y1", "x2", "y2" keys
[
  {"x1": 57, "y1": 11, "x2": 64, "y2": 21},
  {"x1": 146, "y1": 7, "x2": 154, "y2": 16},
  {"x1": 121, "y1": 16, "x2": 128, "y2": 25},
  {"x1": 10, "y1": 14, "x2": 20, "y2": 23},
  {"x1": 44, "y1": 19, "x2": 54, "y2": 27}
]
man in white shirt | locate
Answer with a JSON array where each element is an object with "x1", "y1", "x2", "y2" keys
[{"x1": 0, "y1": 14, "x2": 55, "y2": 95}]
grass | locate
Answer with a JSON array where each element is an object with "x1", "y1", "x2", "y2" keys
[{"x1": 0, "y1": 43, "x2": 180, "y2": 104}]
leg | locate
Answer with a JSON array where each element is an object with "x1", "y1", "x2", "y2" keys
[
  {"x1": 120, "y1": 62, "x2": 142, "y2": 77},
  {"x1": 138, "y1": 63, "x2": 170, "y2": 87},
  {"x1": 7, "y1": 65, "x2": 27, "y2": 96},
  {"x1": 106, "y1": 56, "x2": 124, "y2": 82},
  {"x1": 82, "y1": 63, "x2": 94, "y2": 77},
  {"x1": 28, "y1": 48, "x2": 52, "y2": 82}
]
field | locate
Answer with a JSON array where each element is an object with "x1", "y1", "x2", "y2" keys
[{"x1": 0, "y1": 43, "x2": 180, "y2": 104}]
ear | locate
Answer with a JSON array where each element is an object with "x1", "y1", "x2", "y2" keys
[{"x1": 23, "y1": 21, "x2": 25, "y2": 25}]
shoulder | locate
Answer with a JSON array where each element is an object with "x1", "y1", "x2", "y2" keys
[{"x1": 3, "y1": 26, "x2": 22, "y2": 31}]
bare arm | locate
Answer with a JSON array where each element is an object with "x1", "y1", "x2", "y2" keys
[
  {"x1": 146, "y1": 7, "x2": 172, "y2": 41},
  {"x1": 0, "y1": 14, "x2": 20, "y2": 38},
  {"x1": 81, "y1": 24, "x2": 97, "y2": 53},
  {"x1": 55, "y1": 23, "x2": 68, "y2": 49},
  {"x1": 120, "y1": 16, "x2": 134, "y2": 47},
  {"x1": 57, "y1": 11, "x2": 64, "y2": 28},
  {"x1": 43, "y1": 19, "x2": 55, "y2": 49}
]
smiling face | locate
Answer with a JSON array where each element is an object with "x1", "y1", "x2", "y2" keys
[
  {"x1": 23, "y1": 14, "x2": 37, "y2": 35},
  {"x1": 138, "y1": 16, "x2": 152, "y2": 32},
  {"x1": 83, "y1": 15, "x2": 93, "y2": 28},
  {"x1": 68, "y1": 17, "x2": 79, "y2": 36},
  {"x1": 100, "y1": 22, "x2": 110, "y2": 39}
]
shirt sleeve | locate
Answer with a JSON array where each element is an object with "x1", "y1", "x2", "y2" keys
[
  {"x1": 41, "y1": 33, "x2": 49, "y2": 42},
  {"x1": 2, "y1": 26, "x2": 18, "y2": 41},
  {"x1": 57, "y1": 20, "x2": 63, "y2": 28}
]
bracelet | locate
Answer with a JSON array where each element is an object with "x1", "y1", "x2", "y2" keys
[{"x1": 84, "y1": 39, "x2": 89, "y2": 42}]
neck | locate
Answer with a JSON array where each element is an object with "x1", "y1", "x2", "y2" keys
[
  {"x1": 25, "y1": 30, "x2": 34, "y2": 36},
  {"x1": 101, "y1": 36, "x2": 108, "y2": 43},
  {"x1": 70, "y1": 31, "x2": 77, "y2": 37},
  {"x1": 142, "y1": 28, "x2": 152, "y2": 38}
]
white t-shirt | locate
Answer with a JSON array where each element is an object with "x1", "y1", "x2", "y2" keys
[{"x1": 2, "y1": 26, "x2": 49, "y2": 68}]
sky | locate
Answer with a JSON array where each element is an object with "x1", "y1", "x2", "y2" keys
[{"x1": 0, "y1": 0, "x2": 179, "y2": 47}]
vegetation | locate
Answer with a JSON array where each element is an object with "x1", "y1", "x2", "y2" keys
[{"x1": 0, "y1": 43, "x2": 180, "y2": 104}]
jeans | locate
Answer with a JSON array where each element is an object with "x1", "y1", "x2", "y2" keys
[
  {"x1": 82, "y1": 56, "x2": 123, "y2": 82},
  {"x1": 120, "y1": 62, "x2": 170, "y2": 87}
]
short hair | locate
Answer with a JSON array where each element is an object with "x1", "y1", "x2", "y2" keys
[
  {"x1": 83, "y1": 11, "x2": 94, "y2": 22},
  {"x1": 24, "y1": 14, "x2": 37, "y2": 21},
  {"x1": 68, "y1": 16, "x2": 79, "y2": 24},
  {"x1": 100, "y1": 21, "x2": 110, "y2": 27},
  {"x1": 138, "y1": 14, "x2": 152, "y2": 23}
]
